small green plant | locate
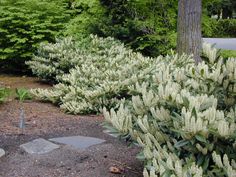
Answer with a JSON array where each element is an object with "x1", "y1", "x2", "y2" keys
[
  {"x1": 15, "y1": 88, "x2": 32, "y2": 102},
  {"x1": 0, "y1": 87, "x2": 10, "y2": 103}
]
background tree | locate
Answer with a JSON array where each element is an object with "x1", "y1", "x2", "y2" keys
[
  {"x1": 205, "y1": 0, "x2": 236, "y2": 19},
  {"x1": 177, "y1": 0, "x2": 202, "y2": 63},
  {"x1": 99, "y1": 0, "x2": 178, "y2": 57},
  {"x1": 65, "y1": 0, "x2": 178, "y2": 57}
]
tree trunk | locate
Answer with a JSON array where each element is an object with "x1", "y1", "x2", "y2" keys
[{"x1": 177, "y1": 0, "x2": 202, "y2": 63}]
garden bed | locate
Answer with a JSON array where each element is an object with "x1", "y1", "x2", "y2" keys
[{"x1": 0, "y1": 75, "x2": 142, "y2": 177}]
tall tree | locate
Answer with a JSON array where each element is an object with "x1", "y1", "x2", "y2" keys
[{"x1": 177, "y1": 0, "x2": 202, "y2": 63}]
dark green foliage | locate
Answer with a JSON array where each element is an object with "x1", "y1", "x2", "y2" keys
[
  {"x1": 204, "y1": 0, "x2": 236, "y2": 19},
  {"x1": 202, "y1": 0, "x2": 236, "y2": 38},
  {"x1": 202, "y1": 15, "x2": 218, "y2": 37},
  {"x1": 98, "y1": 0, "x2": 178, "y2": 56},
  {"x1": 63, "y1": 0, "x2": 106, "y2": 38},
  {"x1": 214, "y1": 19, "x2": 236, "y2": 37},
  {"x1": 0, "y1": 0, "x2": 70, "y2": 72},
  {"x1": 202, "y1": 18, "x2": 236, "y2": 37},
  {"x1": 64, "y1": 0, "x2": 178, "y2": 57},
  {"x1": 65, "y1": 0, "x2": 235, "y2": 57}
]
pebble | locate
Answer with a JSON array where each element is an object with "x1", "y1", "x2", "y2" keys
[{"x1": 0, "y1": 148, "x2": 5, "y2": 158}]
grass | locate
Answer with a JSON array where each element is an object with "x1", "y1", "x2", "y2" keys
[{"x1": 221, "y1": 50, "x2": 236, "y2": 58}]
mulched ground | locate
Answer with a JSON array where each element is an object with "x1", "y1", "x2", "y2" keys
[{"x1": 0, "y1": 75, "x2": 143, "y2": 177}]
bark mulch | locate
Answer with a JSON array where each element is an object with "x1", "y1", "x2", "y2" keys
[{"x1": 0, "y1": 75, "x2": 143, "y2": 177}]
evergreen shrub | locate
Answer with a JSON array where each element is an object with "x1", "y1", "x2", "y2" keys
[
  {"x1": 63, "y1": 0, "x2": 106, "y2": 38},
  {"x1": 26, "y1": 37, "x2": 80, "y2": 82},
  {"x1": 215, "y1": 19, "x2": 236, "y2": 37},
  {"x1": 203, "y1": 18, "x2": 236, "y2": 38},
  {"x1": 0, "y1": 0, "x2": 70, "y2": 72},
  {"x1": 30, "y1": 35, "x2": 161, "y2": 113},
  {"x1": 27, "y1": 35, "x2": 137, "y2": 83},
  {"x1": 98, "y1": 0, "x2": 178, "y2": 57},
  {"x1": 64, "y1": 0, "x2": 178, "y2": 57}
]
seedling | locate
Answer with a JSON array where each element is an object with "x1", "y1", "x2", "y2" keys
[
  {"x1": 15, "y1": 88, "x2": 32, "y2": 102},
  {"x1": 16, "y1": 88, "x2": 32, "y2": 135},
  {"x1": 0, "y1": 87, "x2": 10, "y2": 103}
]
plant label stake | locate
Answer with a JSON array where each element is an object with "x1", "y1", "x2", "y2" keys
[{"x1": 19, "y1": 108, "x2": 25, "y2": 134}]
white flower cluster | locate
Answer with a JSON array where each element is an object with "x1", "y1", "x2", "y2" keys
[
  {"x1": 31, "y1": 35, "x2": 160, "y2": 113},
  {"x1": 26, "y1": 37, "x2": 82, "y2": 81},
  {"x1": 212, "y1": 152, "x2": 236, "y2": 177}
]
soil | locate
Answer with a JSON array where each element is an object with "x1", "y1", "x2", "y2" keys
[{"x1": 0, "y1": 75, "x2": 143, "y2": 177}]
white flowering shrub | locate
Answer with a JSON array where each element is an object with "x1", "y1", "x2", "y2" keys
[
  {"x1": 30, "y1": 38, "x2": 236, "y2": 176},
  {"x1": 27, "y1": 35, "x2": 130, "y2": 82},
  {"x1": 30, "y1": 35, "x2": 163, "y2": 113},
  {"x1": 104, "y1": 43, "x2": 236, "y2": 176},
  {"x1": 26, "y1": 37, "x2": 79, "y2": 82}
]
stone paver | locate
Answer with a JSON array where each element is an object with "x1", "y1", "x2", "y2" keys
[
  {"x1": 0, "y1": 148, "x2": 5, "y2": 158},
  {"x1": 49, "y1": 135, "x2": 105, "y2": 150},
  {"x1": 20, "y1": 138, "x2": 59, "y2": 155}
]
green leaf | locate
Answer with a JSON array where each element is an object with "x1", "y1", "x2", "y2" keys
[
  {"x1": 136, "y1": 151, "x2": 145, "y2": 161},
  {"x1": 202, "y1": 156, "x2": 210, "y2": 171},
  {"x1": 182, "y1": 97, "x2": 189, "y2": 108},
  {"x1": 191, "y1": 107, "x2": 197, "y2": 117},
  {"x1": 174, "y1": 140, "x2": 189, "y2": 148},
  {"x1": 200, "y1": 68, "x2": 205, "y2": 76},
  {"x1": 195, "y1": 134, "x2": 207, "y2": 143}
]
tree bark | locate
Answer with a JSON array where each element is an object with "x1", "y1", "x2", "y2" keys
[{"x1": 177, "y1": 0, "x2": 202, "y2": 63}]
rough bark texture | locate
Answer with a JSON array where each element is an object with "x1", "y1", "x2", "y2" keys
[{"x1": 177, "y1": 0, "x2": 202, "y2": 63}]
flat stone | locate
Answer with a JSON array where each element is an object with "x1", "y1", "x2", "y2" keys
[
  {"x1": 0, "y1": 148, "x2": 5, "y2": 158},
  {"x1": 20, "y1": 138, "x2": 60, "y2": 155},
  {"x1": 49, "y1": 135, "x2": 106, "y2": 150}
]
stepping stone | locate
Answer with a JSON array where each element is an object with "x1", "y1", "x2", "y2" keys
[
  {"x1": 49, "y1": 135, "x2": 105, "y2": 150},
  {"x1": 20, "y1": 138, "x2": 59, "y2": 155},
  {"x1": 0, "y1": 148, "x2": 5, "y2": 158}
]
